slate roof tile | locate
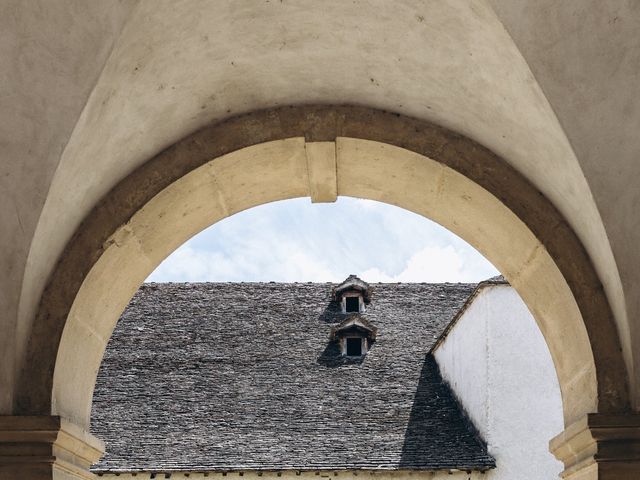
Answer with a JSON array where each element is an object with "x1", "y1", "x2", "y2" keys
[{"x1": 90, "y1": 282, "x2": 495, "y2": 473}]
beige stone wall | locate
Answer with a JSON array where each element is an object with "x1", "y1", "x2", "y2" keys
[
  {"x1": 40, "y1": 134, "x2": 600, "y2": 429},
  {"x1": 3, "y1": 2, "x2": 640, "y2": 478}
]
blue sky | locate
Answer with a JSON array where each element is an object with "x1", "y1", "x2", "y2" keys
[{"x1": 148, "y1": 197, "x2": 499, "y2": 283}]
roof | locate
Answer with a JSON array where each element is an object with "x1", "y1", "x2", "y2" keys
[
  {"x1": 91, "y1": 281, "x2": 495, "y2": 473},
  {"x1": 330, "y1": 315, "x2": 377, "y2": 341},
  {"x1": 333, "y1": 275, "x2": 372, "y2": 303}
]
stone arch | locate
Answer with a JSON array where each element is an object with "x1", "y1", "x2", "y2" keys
[{"x1": 15, "y1": 106, "x2": 628, "y2": 431}]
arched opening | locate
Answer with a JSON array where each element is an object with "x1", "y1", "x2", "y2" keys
[
  {"x1": 89, "y1": 197, "x2": 564, "y2": 477},
  {"x1": 14, "y1": 106, "x2": 627, "y2": 445}
]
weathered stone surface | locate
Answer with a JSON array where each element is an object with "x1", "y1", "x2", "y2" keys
[
  {"x1": 0, "y1": 416, "x2": 104, "y2": 480},
  {"x1": 91, "y1": 282, "x2": 494, "y2": 473},
  {"x1": 550, "y1": 413, "x2": 640, "y2": 479}
]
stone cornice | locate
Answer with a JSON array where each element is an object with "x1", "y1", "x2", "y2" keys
[
  {"x1": 550, "y1": 413, "x2": 640, "y2": 479},
  {"x1": 0, "y1": 416, "x2": 104, "y2": 479}
]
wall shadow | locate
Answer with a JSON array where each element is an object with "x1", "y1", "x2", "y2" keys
[
  {"x1": 316, "y1": 296, "x2": 367, "y2": 368},
  {"x1": 399, "y1": 354, "x2": 495, "y2": 469},
  {"x1": 316, "y1": 341, "x2": 365, "y2": 368},
  {"x1": 318, "y1": 298, "x2": 342, "y2": 323}
]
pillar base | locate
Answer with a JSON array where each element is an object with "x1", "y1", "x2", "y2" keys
[
  {"x1": 0, "y1": 416, "x2": 104, "y2": 480},
  {"x1": 550, "y1": 413, "x2": 640, "y2": 479}
]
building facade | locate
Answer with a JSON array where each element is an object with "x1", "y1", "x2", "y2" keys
[
  {"x1": 89, "y1": 277, "x2": 562, "y2": 479},
  {"x1": 91, "y1": 280, "x2": 493, "y2": 478},
  {"x1": 2, "y1": 3, "x2": 640, "y2": 478}
]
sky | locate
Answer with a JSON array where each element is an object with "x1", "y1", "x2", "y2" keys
[{"x1": 147, "y1": 197, "x2": 499, "y2": 283}]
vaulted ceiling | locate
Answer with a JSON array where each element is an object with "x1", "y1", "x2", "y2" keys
[{"x1": 1, "y1": 0, "x2": 639, "y2": 413}]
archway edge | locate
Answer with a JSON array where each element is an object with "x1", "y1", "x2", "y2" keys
[{"x1": 16, "y1": 105, "x2": 629, "y2": 428}]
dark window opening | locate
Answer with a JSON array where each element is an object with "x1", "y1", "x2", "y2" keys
[
  {"x1": 345, "y1": 297, "x2": 360, "y2": 313},
  {"x1": 346, "y1": 337, "x2": 362, "y2": 356}
]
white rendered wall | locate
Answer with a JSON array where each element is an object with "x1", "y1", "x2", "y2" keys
[{"x1": 433, "y1": 284, "x2": 564, "y2": 480}]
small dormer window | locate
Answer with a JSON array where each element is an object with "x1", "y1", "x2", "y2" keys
[
  {"x1": 334, "y1": 275, "x2": 372, "y2": 314},
  {"x1": 329, "y1": 276, "x2": 376, "y2": 359},
  {"x1": 330, "y1": 315, "x2": 377, "y2": 359},
  {"x1": 345, "y1": 295, "x2": 361, "y2": 313},
  {"x1": 345, "y1": 337, "x2": 363, "y2": 356}
]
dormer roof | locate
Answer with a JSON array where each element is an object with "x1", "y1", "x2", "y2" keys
[
  {"x1": 333, "y1": 274, "x2": 372, "y2": 303},
  {"x1": 330, "y1": 314, "x2": 378, "y2": 342}
]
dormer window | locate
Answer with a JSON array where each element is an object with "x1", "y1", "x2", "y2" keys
[
  {"x1": 345, "y1": 296, "x2": 360, "y2": 313},
  {"x1": 328, "y1": 276, "x2": 376, "y2": 359},
  {"x1": 345, "y1": 337, "x2": 363, "y2": 356},
  {"x1": 330, "y1": 315, "x2": 377, "y2": 358},
  {"x1": 334, "y1": 275, "x2": 372, "y2": 314}
]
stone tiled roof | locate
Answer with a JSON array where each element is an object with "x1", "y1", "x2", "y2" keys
[
  {"x1": 330, "y1": 315, "x2": 377, "y2": 341},
  {"x1": 91, "y1": 282, "x2": 495, "y2": 473},
  {"x1": 334, "y1": 275, "x2": 372, "y2": 302}
]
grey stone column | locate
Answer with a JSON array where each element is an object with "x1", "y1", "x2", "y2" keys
[
  {"x1": 550, "y1": 413, "x2": 640, "y2": 479},
  {"x1": 0, "y1": 416, "x2": 103, "y2": 480}
]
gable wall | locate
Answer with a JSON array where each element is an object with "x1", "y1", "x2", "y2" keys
[{"x1": 433, "y1": 285, "x2": 563, "y2": 479}]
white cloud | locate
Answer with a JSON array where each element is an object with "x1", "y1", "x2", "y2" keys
[
  {"x1": 360, "y1": 245, "x2": 496, "y2": 283},
  {"x1": 148, "y1": 235, "x2": 341, "y2": 283},
  {"x1": 147, "y1": 197, "x2": 499, "y2": 283}
]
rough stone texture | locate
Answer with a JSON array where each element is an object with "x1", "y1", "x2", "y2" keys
[{"x1": 90, "y1": 282, "x2": 494, "y2": 473}]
